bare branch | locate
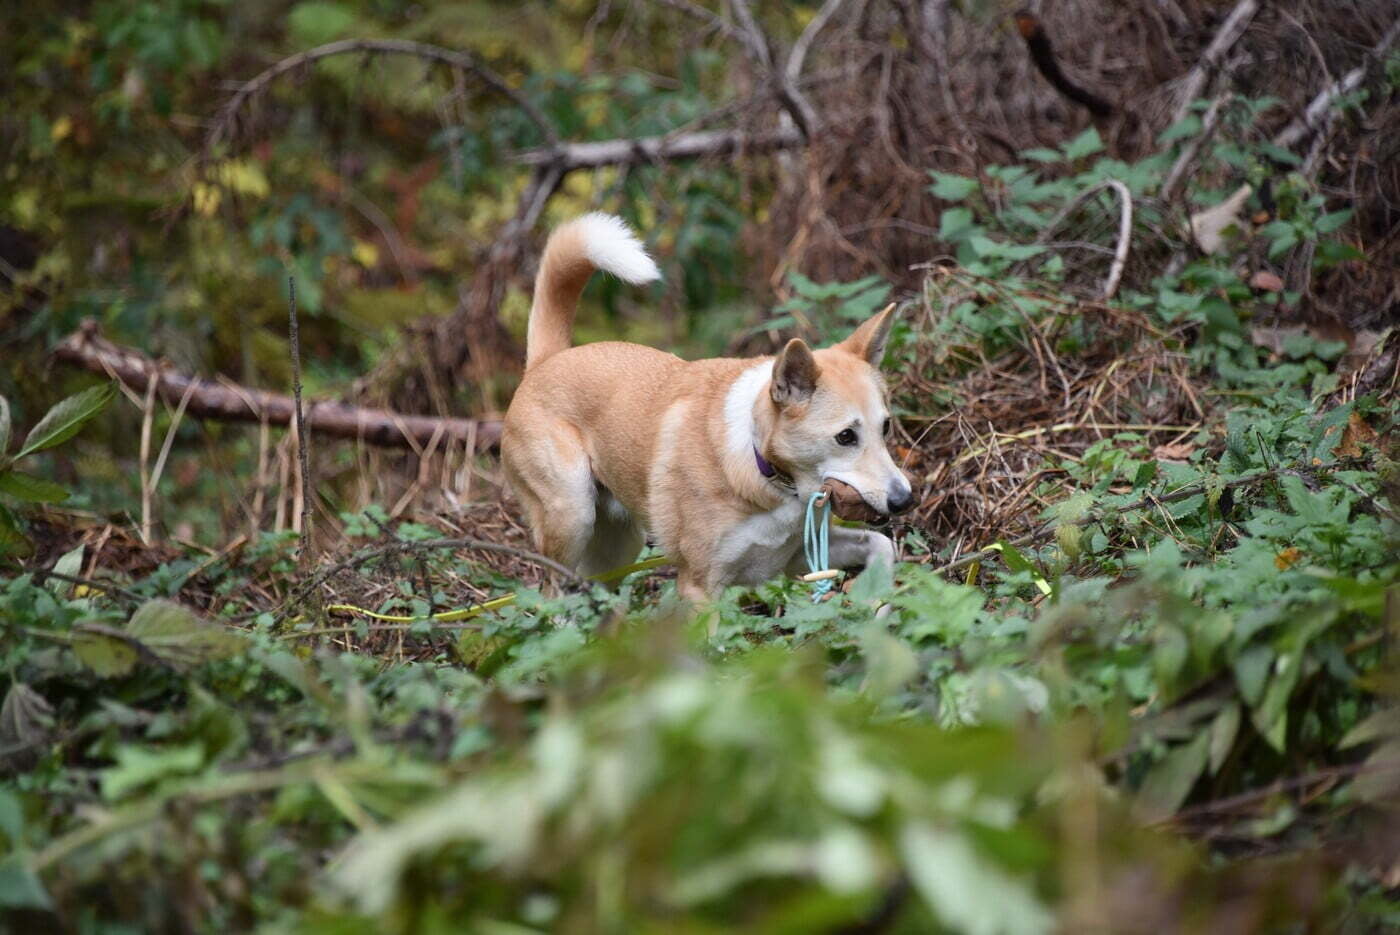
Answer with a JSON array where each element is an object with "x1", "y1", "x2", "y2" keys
[
  {"x1": 511, "y1": 125, "x2": 805, "y2": 170},
  {"x1": 1161, "y1": 92, "x2": 1232, "y2": 203},
  {"x1": 1102, "y1": 180, "x2": 1134, "y2": 300},
  {"x1": 729, "y1": 0, "x2": 817, "y2": 136},
  {"x1": 648, "y1": 0, "x2": 745, "y2": 43},
  {"x1": 207, "y1": 38, "x2": 559, "y2": 154},
  {"x1": 1169, "y1": 0, "x2": 1259, "y2": 126},
  {"x1": 1272, "y1": 15, "x2": 1400, "y2": 151},
  {"x1": 52, "y1": 323, "x2": 502, "y2": 451},
  {"x1": 786, "y1": 0, "x2": 847, "y2": 86}
]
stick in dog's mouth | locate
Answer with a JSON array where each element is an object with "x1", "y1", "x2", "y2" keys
[{"x1": 820, "y1": 478, "x2": 893, "y2": 525}]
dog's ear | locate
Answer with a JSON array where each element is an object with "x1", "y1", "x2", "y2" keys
[
  {"x1": 839, "y1": 302, "x2": 898, "y2": 367},
  {"x1": 771, "y1": 338, "x2": 819, "y2": 406}
]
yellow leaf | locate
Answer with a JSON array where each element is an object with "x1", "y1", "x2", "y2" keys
[
  {"x1": 1274, "y1": 547, "x2": 1302, "y2": 571},
  {"x1": 214, "y1": 160, "x2": 270, "y2": 198},
  {"x1": 351, "y1": 240, "x2": 380, "y2": 268},
  {"x1": 192, "y1": 182, "x2": 222, "y2": 217},
  {"x1": 50, "y1": 116, "x2": 73, "y2": 142}
]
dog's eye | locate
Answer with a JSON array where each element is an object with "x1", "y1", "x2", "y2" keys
[{"x1": 835, "y1": 428, "x2": 858, "y2": 446}]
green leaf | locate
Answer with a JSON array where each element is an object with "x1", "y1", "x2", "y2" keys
[
  {"x1": 1152, "y1": 625, "x2": 1188, "y2": 688},
  {"x1": 899, "y1": 823, "x2": 1052, "y2": 935},
  {"x1": 1233, "y1": 645, "x2": 1273, "y2": 707},
  {"x1": 1252, "y1": 652, "x2": 1303, "y2": 753},
  {"x1": 929, "y1": 172, "x2": 980, "y2": 201},
  {"x1": 1340, "y1": 708, "x2": 1400, "y2": 750},
  {"x1": 0, "y1": 505, "x2": 33, "y2": 558},
  {"x1": 986, "y1": 541, "x2": 1051, "y2": 596},
  {"x1": 288, "y1": 1, "x2": 357, "y2": 46},
  {"x1": 1314, "y1": 209, "x2": 1353, "y2": 234},
  {"x1": 101, "y1": 743, "x2": 206, "y2": 800},
  {"x1": 72, "y1": 630, "x2": 140, "y2": 678},
  {"x1": 1021, "y1": 147, "x2": 1062, "y2": 163},
  {"x1": 1061, "y1": 127, "x2": 1104, "y2": 160},
  {"x1": 1207, "y1": 702, "x2": 1240, "y2": 775},
  {"x1": 1137, "y1": 730, "x2": 1209, "y2": 821},
  {"x1": 0, "y1": 470, "x2": 70, "y2": 503},
  {"x1": 0, "y1": 682, "x2": 53, "y2": 752},
  {"x1": 1049, "y1": 491, "x2": 1093, "y2": 525},
  {"x1": 0, "y1": 854, "x2": 52, "y2": 911},
  {"x1": 1157, "y1": 114, "x2": 1201, "y2": 144},
  {"x1": 47, "y1": 544, "x2": 84, "y2": 596},
  {"x1": 858, "y1": 623, "x2": 918, "y2": 698},
  {"x1": 126, "y1": 599, "x2": 245, "y2": 669},
  {"x1": 938, "y1": 207, "x2": 976, "y2": 240},
  {"x1": 17, "y1": 384, "x2": 115, "y2": 460},
  {"x1": 0, "y1": 788, "x2": 23, "y2": 844}
]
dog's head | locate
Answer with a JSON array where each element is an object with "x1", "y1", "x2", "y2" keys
[{"x1": 760, "y1": 303, "x2": 915, "y2": 520}]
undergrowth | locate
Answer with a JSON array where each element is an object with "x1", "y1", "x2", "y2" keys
[{"x1": 2, "y1": 102, "x2": 1399, "y2": 933}]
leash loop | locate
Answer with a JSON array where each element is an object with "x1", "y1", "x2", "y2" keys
[{"x1": 803, "y1": 490, "x2": 834, "y2": 601}]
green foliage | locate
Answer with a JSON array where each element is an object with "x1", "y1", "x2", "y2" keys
[{"x1": 0, "y1": 385, "x2": 115, "y2": 556}]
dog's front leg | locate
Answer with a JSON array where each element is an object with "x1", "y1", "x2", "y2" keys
[{"x1": 788, "y1": 526, "x2": 897, "y2": 587}]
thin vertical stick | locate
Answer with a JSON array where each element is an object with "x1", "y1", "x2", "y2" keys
[{"x1": 287, "y1": 276, "x2": 314, "y2": 564}]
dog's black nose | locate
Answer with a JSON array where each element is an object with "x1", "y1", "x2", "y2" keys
[{"x1": 888, "y1": 485, "x2": 915, "y2": 515}]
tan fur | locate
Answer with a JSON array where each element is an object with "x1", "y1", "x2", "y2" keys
[{"x1": 503, "y1": 217, "x2": 914, "y2": 598}]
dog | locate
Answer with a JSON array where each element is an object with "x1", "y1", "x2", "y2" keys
[{"x1": 501, "y1": 213, "x2": 915, "y2": 600}]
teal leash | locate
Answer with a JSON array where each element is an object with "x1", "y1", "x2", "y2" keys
[{"x1": 803, "y1": 490, "x2": 835, "y2": 602}]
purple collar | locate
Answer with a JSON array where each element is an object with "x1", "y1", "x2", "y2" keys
[{"x1": 754, "y1": 445, "x2": 796, "y2": 492}]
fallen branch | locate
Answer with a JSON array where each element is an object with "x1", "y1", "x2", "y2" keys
[
  {"x1": 1168, "y1": 0, "x2": 1259, "y2": 126},
  {"x1": 1271, "y1": 15, "x2": 1400, "y2": 151},
  {"x1": 1027, "y1": 179, "x2": 1133, "y2": 298},
  {"x1": 51, "y1": 322, "x2": 501, "y2": 451},
  {"x1": 511, "y1": 124, "x2": 805, "y2": 170},
  {"x1": 1102, "y1": 179, "x2": 1133, "y2": 300}
]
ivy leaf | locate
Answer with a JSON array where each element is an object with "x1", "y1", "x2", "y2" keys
[
  {"x1": 17, "y1": 384, "x2": 115, "y2": 460},
  {"x1": 126, "y1": 599, "x2": 245, "y2": 670},
  {"x1": 0, "y1": 470, "x2": 70, "y2": 503}
]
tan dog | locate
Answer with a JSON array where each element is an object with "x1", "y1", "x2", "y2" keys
[{"x1": 502, "y1": 214, "x2": 914, "y2": 600}]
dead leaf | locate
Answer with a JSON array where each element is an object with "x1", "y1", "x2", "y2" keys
[
  {"x1": 1249, "y1": 270, "x2": 1285, "y2": 293},
  {"x1": 1334, "y1": 411, "x2": 1378, "y2": 458},
  {"x1": 1152, "y1": 441, "x2": 1195, "y2": 461},
  {"x1": 1275, "y1": 547, "x2": 1302, "y2": 571},
  {"x1": 1191, "y1": 184, "x2": 1253, "y2": 255}
]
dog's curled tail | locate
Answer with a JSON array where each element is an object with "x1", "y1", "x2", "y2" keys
[{"x1": 525, "y1": 213, "x2": 660, "y2": 370}]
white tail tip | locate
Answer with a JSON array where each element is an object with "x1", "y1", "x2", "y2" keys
[{"x1": 575, "y1": 212, "x2": 661, "y2": 285}]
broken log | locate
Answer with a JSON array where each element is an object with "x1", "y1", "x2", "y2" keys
[{"x1": 51, "y1": 322, "x2": 502, "y2": 451}]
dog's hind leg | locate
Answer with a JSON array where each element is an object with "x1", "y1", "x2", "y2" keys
[
  {"x1": 502, "y1": 422, "x2": 597, "y2": 575},
  {"x1": 578, "y1": 486, "x2": 643, "y2": 580}
]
